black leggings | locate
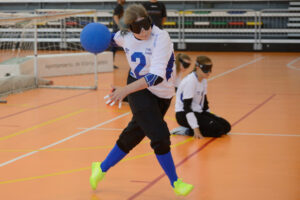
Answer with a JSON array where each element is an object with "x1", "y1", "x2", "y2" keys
[
  {"x1": 116, "y1": 75, "x2": 172, "y2": 155},
  {"x1": 176, "y1": 111, "x2": 231, "y2": 137}
]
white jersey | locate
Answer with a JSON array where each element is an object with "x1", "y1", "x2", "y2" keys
[
  {"x1": 175, "y1": 72, "x2": 208, "y2": 113},
  {"x1": 113, "y1": 25, "x2": 175, "y2": 99}
]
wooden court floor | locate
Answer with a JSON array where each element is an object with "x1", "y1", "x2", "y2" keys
[{"x1": 0, "y1": 51, "x2": 299, "y2": 200}]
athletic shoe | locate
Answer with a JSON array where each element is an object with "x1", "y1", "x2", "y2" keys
[
  {"x1": 173, "y1": 179, "x2": 194, "y2": 196},
  {"x1": 90, "y1": 162, "x2": 106, "y2": 190},
  {"x1": 170, "y1": 126, "x2": 189, "y2": 135}
]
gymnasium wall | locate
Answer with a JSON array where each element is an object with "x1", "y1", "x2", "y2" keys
[
  {"x1": 0, "y1": 1, "x2": 298, "y2": 52},
  {"x1": 0, "y1": 1, "x2": 290, "y2": 11}
]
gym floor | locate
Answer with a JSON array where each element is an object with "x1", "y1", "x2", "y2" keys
[{"x1": 0, "y1": 51, "x2": 299, "y2": 200}]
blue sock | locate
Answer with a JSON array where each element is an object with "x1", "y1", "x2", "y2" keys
[
  {"x1": 100, "y1": 144, "x2": 127, "y2": 172},
  {"x1": 156, "y1": 151, "x2": 178, "y2": 187}
]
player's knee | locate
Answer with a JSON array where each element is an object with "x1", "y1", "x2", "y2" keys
[
  {"x1": 202, "y1": 123, "x2": 223, "y2": 137},
  {"x1": 116, "y1": 126, "x2": 145, "y2": 153},
  {"x1": 151, "y1": 138, "x2": 171, "y2": 155},
  {"x1": 117, "y1": 134, "x2": 140, "y2": 153}
]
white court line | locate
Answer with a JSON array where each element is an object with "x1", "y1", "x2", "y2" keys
[
  {"x1": 208, "y1": 56, "x2": 265, "y2": 81},
  {"x1": 0, "y1": 112, "x2": 130, "y2": 168},
  {"x1": 77, "y1": 128, "x2": 123, "y2": 131},
  {"x1": 76, "y1": 128, "x2": 300, "y2": 137},
  {"x1": 286, "y1": 56, "x2": 300, "y2": 71},
  {"x1": 0, "y1": 56, "x2": 265, "y2": 168},
  {"x1": 229, "y1": 133, "x2": 300, "y2": 137}
]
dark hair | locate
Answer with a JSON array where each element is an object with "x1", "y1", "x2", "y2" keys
[{"x1": 175, "y1": 53, "x2": 191, "y2": 74}]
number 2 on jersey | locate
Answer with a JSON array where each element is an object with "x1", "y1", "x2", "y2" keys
[{"x1": 131, "y1": 52, "x2": 146, "y2": 79}]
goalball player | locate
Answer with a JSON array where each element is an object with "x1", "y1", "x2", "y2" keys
[
  {"x1": 89, "y1": 4, "x2": 194, "y2": 196},
  {"x1": 174, "y1": 56, "x2": 231, "y2": 138}
]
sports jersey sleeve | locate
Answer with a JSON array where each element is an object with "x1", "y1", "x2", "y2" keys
[
  {"x1": 186, "y1": 112, "x2": 199, "y2": 129},
  {"x1": 112, "y1": 31, "x2": 124, "y2": 47},
  {"x1": 149, "y1": 31, "x2": 173, "y2": 79},
  {"x1": 204, "y1": 79, "x2": 208, "y2": 95},
  {"x1": 183, "y1": 78, "x2": 199, "y2": 128}
]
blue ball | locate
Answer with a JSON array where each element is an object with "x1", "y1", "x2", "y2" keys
[{"x1": 80, "y1": 23, "x2": 111, "y2": 54}]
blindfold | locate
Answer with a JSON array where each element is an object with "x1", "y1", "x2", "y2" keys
[
  {"x1": 129, "y1": 16, "x2": 152, "y2": 34},
  {"x1": 179, "y1": 58, "x2": 191, "y2": 69},
  {"x1": 196, "y1": 61, "x2": 212, "y2": 73}
]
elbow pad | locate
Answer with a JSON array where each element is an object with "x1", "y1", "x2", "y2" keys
[{"x1": 144, "y1": 73, "x2": 163, "y2": 86}]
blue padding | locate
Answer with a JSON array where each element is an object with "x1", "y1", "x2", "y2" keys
[{"x1": 144, "y1": 73, "x2": 159, "y2": 86}]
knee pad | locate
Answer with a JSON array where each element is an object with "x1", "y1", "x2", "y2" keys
[{"x1": 151, "y1": 138, "x2": 171, "y2": 155}]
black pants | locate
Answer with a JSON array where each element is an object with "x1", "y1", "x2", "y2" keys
[
  {"x1": 122, "y1": 70, "x2": 131, "y2": 102},
  {"x1": 116, "y1": 75, "x2": 172, "y2": 155},
  {"x1": 176, "y1": 111, "x2": 231, "y2": 137}
]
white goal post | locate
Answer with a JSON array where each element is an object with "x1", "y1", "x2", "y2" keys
[{"x1": 0, "y1": 9, "x2": 113, "y2": 97}]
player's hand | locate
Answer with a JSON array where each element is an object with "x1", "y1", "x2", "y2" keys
[
  {"x1": 193, "y1": 128, "x2": 204, "y2": 139},
  {"x1": 104, "y1": 86, "x2": 129, "y2": 109}
]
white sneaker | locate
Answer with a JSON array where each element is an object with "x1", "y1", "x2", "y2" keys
[{"x1": 170, "y1": 126, "x2": 190, "y2": 135}]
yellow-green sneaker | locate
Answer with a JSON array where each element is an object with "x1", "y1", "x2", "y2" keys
[
  {"x1": 90, "y1": 162, "x2": 106, "y2": 190},
  {"x1": 173, "y1": 179, "x2": 194, "y2": 196}
]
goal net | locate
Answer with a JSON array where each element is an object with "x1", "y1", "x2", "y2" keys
[{"x1": 0, "y1": 9, "x2": 113, "y2": 97}]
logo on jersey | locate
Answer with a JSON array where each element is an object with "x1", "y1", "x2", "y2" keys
[{"x1": 145, "y1": 48, "x2": 152, "y2": 55}]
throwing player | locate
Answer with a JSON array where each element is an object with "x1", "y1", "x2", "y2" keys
[{"x1": 89, "y1": 4, "x2": 194, "y2": 196}]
